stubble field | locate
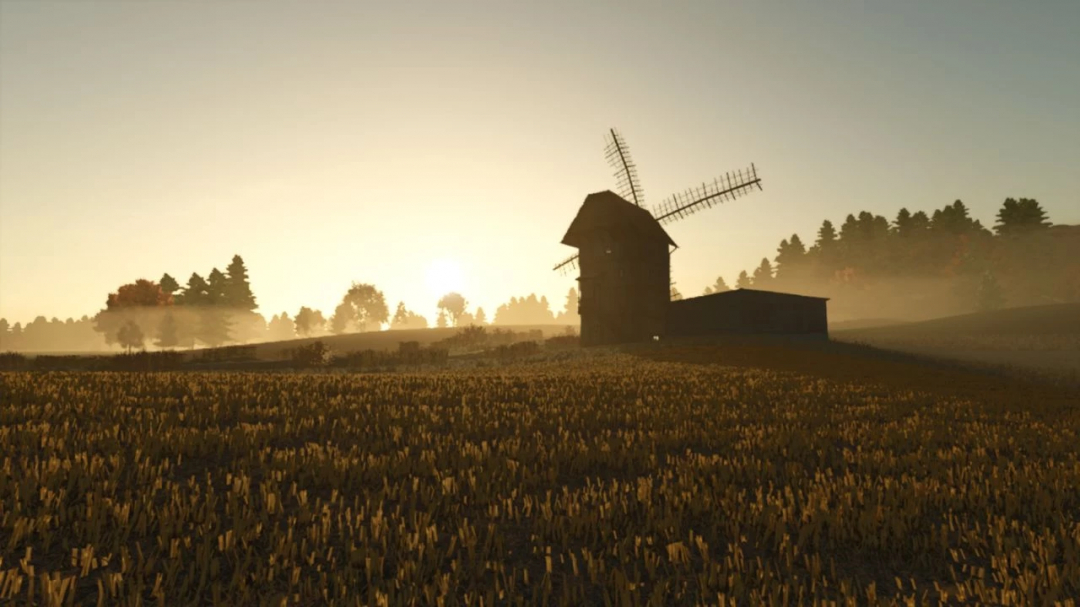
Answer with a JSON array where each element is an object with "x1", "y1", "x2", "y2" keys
[{"x1": 1, "y1": 346, "x2": 1079, "y2": 606}]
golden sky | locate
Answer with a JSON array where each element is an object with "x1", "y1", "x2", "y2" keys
[{"x1": 2, "y1": 1, "x2": 1078, "y2": 326}]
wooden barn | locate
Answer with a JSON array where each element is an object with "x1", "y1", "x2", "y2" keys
[
  {"x1": 666, "y1": 289, "x2": 829, "y2": 338},
  {"x1": 561, "y1": 191, "x2": 674, "y2": 346}
]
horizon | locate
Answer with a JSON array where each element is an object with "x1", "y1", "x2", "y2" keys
[{"x1": 2, "y1": 0, "x2": 1078, "y2": 327}]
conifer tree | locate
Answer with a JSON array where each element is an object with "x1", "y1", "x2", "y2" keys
[
  {"x1": 159, "y1": 273, "x2": 180, "y2": 298},
  {"x1": 224, "y1": 255, "x2": 258, "y2": 311}
]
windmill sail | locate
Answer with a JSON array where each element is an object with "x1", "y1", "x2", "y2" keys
[
  {"x1": 652, "y1": 164, "x2": 762, "y2": 226},
  {"x1": 553, "y1": 253, "x2": 579, "y2": 274},
  {"x1": 604, "y1": 128, "x2": 644, "y2": 208}
]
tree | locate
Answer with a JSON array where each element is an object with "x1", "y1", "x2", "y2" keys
[
  {"x1": 206, "y1": 268, "x2": 229, "y2": 306},
  {"x1": 556, "y1": 288, "x2": 580, "y2": 323},
  {"x1": 267, "y1": 313, "x2": 296, "y2": 341},
  {"x1": 774, "y1": 234, "x2": 807, "y2": 279},
  {"x1": 436, "y1": 310, "x2": 448, "y2": 328},
  {"x1": 437, "y1": 292, "x2": 468, "y2": 327},
  {"x1": 94, "y1": 279, "x2": 173, "y2": 347},
  {"x1": 752, "y1": 258, "x2": 774, "y2": 287},
  {"x1": 117, "y1": 320, "x2": 145, "y2": 353},
  {"x1": 390, "y1": 302, "x2": 428, "y2": 330},
  {"x1": 475, "y1": 307, "x2": 487, "y2": 325},
  {"x1": 392, "y1": 302, "x2": 408, "y2": 327},
  {"x1": 670, "y1": 287, "x2": 683, "y2": 301},
  {"x1": 932, "y1": 200, "x2": 986, "y2": 236},
  {"x1": 106, "y1": 279, "x2": 172, "y2": 308},
  {"x1": 994, "y1": 198, "x2": 1052, "y2": 235},
  {"x1": 735, "y1": 271, "x2": 752, "y2": 289},
  {"x1": 224, "y1": 255, "x2": 258, "y2": 311},
  {"x1": 294, "y1": 307, "x2": 325, "y2": 337},
  {"x1": 976, "y1": 271, "x2": 1005, "y2": 312},
  {"x1": 0, "y1": 318, "x2": 8, "y2": 335},
  {"x1": 155, "y1": 312, "x2": 179, "y2": 348},
  {"x1": 335, "y1": 283, "x2": 389, "y2": 332},
  {"x1": 815, "y1": 220, "x2": 837, "y2": 250},
  {"x1": 330, "y1": 302, "x2": 352, "y2": 335},
  {"x1": 199, "y1": 308, "x2": 232, "y2": 347},
  {"x1": 492, "y1": 294, "x2": 556, "y2": 325},
  {"x1": 703, "y1": 276, "x2": 730, "y2": 295},
  {"x1": 160, "y1": 273, "x2": 180, "y2": 297},
  {"x1": 176, "y1": 273, "x2": 210, "y2": 306}
]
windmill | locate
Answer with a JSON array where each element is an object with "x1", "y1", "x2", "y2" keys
[
  {"x1": 555, "y1": 128, "x2": 764, "y2": 346},
  {"x1": 554, "y1": 128, "x2": 762, "y2": 273}
]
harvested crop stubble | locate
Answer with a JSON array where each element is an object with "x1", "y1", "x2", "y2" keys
[{"x1": 1, "y1": 352, "x2": 1079, "y2": 606}]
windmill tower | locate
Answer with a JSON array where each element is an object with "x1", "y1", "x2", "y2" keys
[{"x1": 555, "y1": 128, "x2": 763, "y2": 346}]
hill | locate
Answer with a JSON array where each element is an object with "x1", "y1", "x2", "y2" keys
[
  {"x1": 834, "y1": 302, "x2": 1080, "y2": 337},
  {"x1": 831, "y1": 303, "x2": 1080, "y2": 380}
]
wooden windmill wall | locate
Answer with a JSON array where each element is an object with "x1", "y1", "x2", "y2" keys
[{"x1": 560, "y1": 191, "x2": 674, "y2": 346}]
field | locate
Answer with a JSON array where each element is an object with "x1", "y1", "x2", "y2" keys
[
  {"x1": 833, "y1": 303, "x2": 1080, "y2": 382},
  {"x1": 2, "y1": 342, "x2": 1079, "y2": 606}
]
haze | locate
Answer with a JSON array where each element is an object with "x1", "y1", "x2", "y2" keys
[{"x1": 2, "y1": 0, "x2": 1078, "y2": 327}]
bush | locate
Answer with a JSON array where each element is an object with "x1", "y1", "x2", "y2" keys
[
  {"x1": 0, "y1": 352, "x2": 28, "y2": 371},
  {"x1": 290, "y1": 341, "x2": 331, "y2": 368}
]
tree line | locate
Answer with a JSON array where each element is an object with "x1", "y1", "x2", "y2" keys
[
  {"x1": 0, "y1": 256, "x2": 581, "y2": 352},
  {"x1": 695, "y1": 197, "x2": 1079, "y2": 319}
]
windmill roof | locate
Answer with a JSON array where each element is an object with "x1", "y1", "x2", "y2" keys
[{"x1": 561, "y1": 191, "x2": 675, "y2": 249}]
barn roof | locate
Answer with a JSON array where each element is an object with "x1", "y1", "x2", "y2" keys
[
  {"x1": 561, "y1": 191, "x2": 676, "y2": 249},
  {"x1": 688, "y1": 288, "x2": 830, "y2": 302}
]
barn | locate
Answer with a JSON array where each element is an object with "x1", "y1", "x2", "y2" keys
[{"x1": 666, "y1": 289, "x2": 829, "y2": 338}]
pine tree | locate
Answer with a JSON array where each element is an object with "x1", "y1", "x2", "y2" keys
[
  {"x1": 752, "y1": 258, "x2": 774, "y2": 287},
  {"x1": 994, "y1": 198, "x2": 1052, "y2": 235},
  {"x1": 815, "y1": 220, "x2": 838, "y2": 249},
  {"x1": 703, "y1": 276, "x2": 729, "y2": 295},
  {"x1": 206, "y1": 268, "x2": 228, "y2": 306},
  {"x1": 475, "y1": 307, "x2": 487, "y2": 325},
  {"x1": 436, "y1": 310, "x2": 448, "y2": 328},
  {"x1": 735, "y1": 271, "x2": 752, "y2": 289},
  {"x1": 224, "y1": 255, "x2": 258, "y2": 311},
  {"x1": 159, "y1": 273, "x2": 180, "y2": 298},
  {"x1": 176, "y1": 273, "x2": 209, "y2": 306},
  {"x1": 392, "y1": 302, "x2": 409, "y2": 328}
]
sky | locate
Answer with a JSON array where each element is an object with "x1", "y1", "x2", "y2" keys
[{"x1": 2, "y1": 0, "x2": 1078, "y2": 326}]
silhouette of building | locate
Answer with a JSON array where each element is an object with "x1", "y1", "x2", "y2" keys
[
  {"x1": 559, "y1": 191, "x2": 828, "y2": 346},
  {"x1": 561, "y1": 191, "x2": 673, "y2": 346},
  {"x1": 667, "y1": 289, "x2": 828, "y2": 338}
]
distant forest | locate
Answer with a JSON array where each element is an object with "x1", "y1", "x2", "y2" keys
[
  {"x1": 0, "y1": 254, "x2": 580, "y2": 353},
  {"x1": 2, "y1": 197, "x2": 1076, "y2": 352},
  {"x1": 689, "y1": 197, "x2": 1079, "y2": 321}
]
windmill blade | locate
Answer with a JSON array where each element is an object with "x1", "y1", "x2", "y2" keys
[
  {"x1": 652, "y1": 163, "x2": 763, "y2": 226},
  {"x1": 553, "y1": 253, "x2": 579, "y2": 274},
  {"x1": 604, "y1": 128, "x2": 644, "y2": 207}
]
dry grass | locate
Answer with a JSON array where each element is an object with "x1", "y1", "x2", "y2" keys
[{"x1": 1, "y1": 345, "x2": 1079, "y2": 605}]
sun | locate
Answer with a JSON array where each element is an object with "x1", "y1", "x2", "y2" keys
[{"x1": 426, "y1": 258, "x2": 465, "y2": 298}]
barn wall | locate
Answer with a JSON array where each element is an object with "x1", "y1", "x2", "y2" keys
[{"x1": 666, "y1": 291, "x2": 828, "y2": 338}]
